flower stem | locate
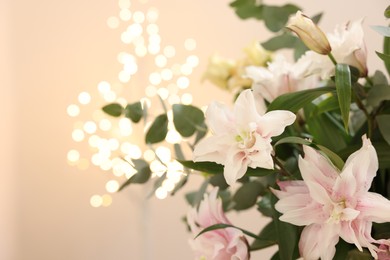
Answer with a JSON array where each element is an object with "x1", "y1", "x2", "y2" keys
[
  {"x1": 365, "y1": 76, "x2": 373, "y2": 86},
  {"x1": 328, "y1": 52, "x2": 337, "y2": 65},
  {"x1": 272, "y1": 155, "x2": 291, "y2": 177},
  {"x1": 354, "y1": 91, "x2": 373, "y2": 138}
]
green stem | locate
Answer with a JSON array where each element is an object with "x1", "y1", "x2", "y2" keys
[
  {"x1": 272, "y1": 155, "x2": 291, "y2": 177},
  {"x1": 328, "y1": 52, "x2": 337, "y2": 66},
  {"x1": 157, "y1": 94, "x2": 168, "y2": 113},
  {"x1": 365, "y1": 76, "x2": 374, "y2": 86},
  {"x1": 354, "y1": 92, "x2": 373, "y2": 138}
]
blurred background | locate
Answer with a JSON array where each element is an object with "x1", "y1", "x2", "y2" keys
[{"x1": 1, "y1": 0, "x2": 388, "y2": 259}]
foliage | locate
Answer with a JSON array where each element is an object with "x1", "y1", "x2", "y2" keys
[{"x1": 100, "y1": 2, "x2": 390, "y2": 259}]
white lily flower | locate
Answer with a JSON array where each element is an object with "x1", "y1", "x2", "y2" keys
[
  {"x1": 193, "y1": 89, "x2": 296, "y2": 185},
  {"x1": 246, "y1": 54, "x2": 319, "y2": 102}
]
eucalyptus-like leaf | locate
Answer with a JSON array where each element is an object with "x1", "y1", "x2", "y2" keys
[
  {"x1": 385, "y1": 5, "x2": 390, "y2": 18},
  {"x1": 267, "y1": 86, "x2": 334, "y2": 113},
  {"x1": 124, "y1": 102, "x2": 143, "y2": 123},
  {"x1": 372, "y1": 70, "x2": 388, "y2": 85},
  {"x1": 371, "y1": 25, "x2": 390, "y2": 37},
  {"x1": 262, "y1": 33, "x2": 299, "y2": 51},
  {"x1": 262, "y1": 4, "x2": 300, "y2": 32},
  {"x1": 145, "y1": 114, "x2": 168, "y2": 144},
  {"x1": 229, "y1": 0, "x2": 263, "y2": 20},
  {"x1": 195, "y1": 223, "x2": 262, "y2": 240},
  {"x1": 172, "y1": 104, "x2": 205, "y2": 137},
  {"x1": 233, "y1": 181, "x2": 264, "y2": 211},
  {"x1": 250, "y1": 221, "x2": 277, "y2": 251},
  {"x1": 174, "y1": 143, "x2": 186, "y2": 160},
  {"x1": 383, "y1": 35, "x2": 390, "y2": 76},
  {"x1": 209, "y1": 174, "x2": 229, "y2": 190},
  {"x1": 257, "y1": 192, "x2": 273, "y2": 217},
  {"x1": 377, "y1": 115, "x2": 390, "y2": 145},
  {"x1": 102, "y1": 103, "x2": 123, "y2": 117},
  {"x1": 118, "y1": 159, "x2": 151, "y2": 191},
  {"x1": 335, "y1": 64, "x2": 352, "y2": 131},
  {"x1": 185, "y1": 179, "x2": 209, "y2": 207},
  {"x1": 147, "y1": 172, "x2": 166, "y2": 198},
  {"x1": 367, "y1": 84, "x2": 390, "y2": 107}
]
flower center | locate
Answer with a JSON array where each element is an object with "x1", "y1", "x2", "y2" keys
[
  {"x1": 329, "y1": 200, "x2": 346, "y2": 223},
  {"x1": 235, "y1": 131, "x2": 256, "y2": 149}
]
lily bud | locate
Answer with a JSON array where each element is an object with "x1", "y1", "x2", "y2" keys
[{"x1": 287, "y1": 11, "x2": 331, "y2": 55}]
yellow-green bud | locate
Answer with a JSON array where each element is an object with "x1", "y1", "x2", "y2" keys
[{"x1": 286, "y1": 11, "x2": 332, "y2": 55}]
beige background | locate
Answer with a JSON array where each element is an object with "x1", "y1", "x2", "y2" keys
[{"x1": 1, "y1": 0, "x2": 388, "y2": 259}]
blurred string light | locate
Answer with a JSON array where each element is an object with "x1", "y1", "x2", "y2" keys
[{"x1": 67, "y1": 0, "x2": 200, "y2": 206}]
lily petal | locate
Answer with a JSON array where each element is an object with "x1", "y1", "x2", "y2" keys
[
  {"x1": 257, "y1": 110, "x2": 296, "y2": 139},
  {"x1": 233, "y1": 89, "x2": 261, "y2": 129},
  {"x1": 344, "y1": 135, "x2": 378, "y2": 194},
  {"x1": 299, "y1": 224, "x2": 340, "y2": 260}
]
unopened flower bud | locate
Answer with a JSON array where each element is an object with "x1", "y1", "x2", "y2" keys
[{"x1": 287, "y1": 11, "x2": 331, "y2": 55}]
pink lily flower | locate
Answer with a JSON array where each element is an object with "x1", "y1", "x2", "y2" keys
[
  {"x1": 187, "y1": 187, "x2": 250, "y2": 260},
  {"x1": 272, "y1": 136, "x2": 390, "y2": 259},
  {"x1": 193, "y1": 89, "x2": 296, "y2": 185}
]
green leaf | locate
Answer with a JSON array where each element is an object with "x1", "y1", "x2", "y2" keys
[
  {"x1": 145, "y1": 114, "x2": 168, "y2": 144},
  {"x1": 179, "y1": 160, "x2": 224, "y2": 175},
  {"x1": 306, "y1": 112, "x2": 348, "y2": 152},
  {"x1": 371, "y1": 25, "x2": 390, "y2": 37},
  {"x1": 385, "y1": 5, "x2": 390, "y2": 18},
  {"x1": 194, "y1": 122, "x2": 208, "y2": 145},
  {"x1": 372, "y1": 70, "x2": 389, "y2": 85},
  {"x1": 147, "y1": 172, "x2": 166, "y2": 198},
  {"x1": 229, "y1": 0, "x2": 263, "y2": 20},
  {"x1": 347, "y1": 249, "x2": 372, "y2": 259},
  {"x1": 311, "y1": 12, "x2": 323, "y2": 24},
  {"x1": 262, "y1": 4, "x2": 300, "y2": 32},
  {"x1": 102, "y1": 103, "x2": 123, "y2": 117},
  {"x1": 310, "y1": 94, "x2": 340, "y2": 117},
  {"x1": 267, "y1": 87, "x2": 334, "y2": 113},
  {"x1": 316, "y1": 144, "x2": 345, "y2": 170},
  {"x1": 257, "y1": 192, "x2": 273, "y2": 217},
  {"x1": 376, "y1": 51, "x2": 390, "y2": 64},
  {"x1": 383, "y1": 35, "x2": 390, "y2": 76},
  {"x1": 384, "y1": 5, "x2": 390, "y2": 18},
  {"x1": 250, "y1": 221, "x2": 278, "y2": 251},
  {"x1": 174, "y1": 143, "x2": 186, "y2": 161},
  {"x1": 377, "y1": 115, "x2": 390, "y2": 145},
  {"x1": 178, "y1": 160, "x2": 276, "y2": 177},
  {"x1": 209, "y1": 174, "x2": 229, "y2": 190},
  {"x1": 271, "y1": 194, "x2": 299, "y2": 260},
  {"x1": 124, "y1": 102, "x2": 143, "y2": 123},
  {"x1": 195, "y1": 223, "x2": 262, "y2": 240},
  {"x1": 262, "y1": 33, "x2": 299, "y2": 51},
  {"x1": 172, "y1": 104, "x2": 205, "y2": 137},
  {"x1": 333, "y1": 240, "x2": 354, "y2": 260},
  {"x1": 335, "y1": 64, "x2": 352, "y2": 131},
  {"x1": 367, "y1": 84, "x2": 390, "y2": 107},
  {"x1": 233, "y1": 181, "x2": 264, "y2": 210},
  {"x1": 185, "y1": 179, "x2": 209, "y2": 207},
  {"x1": 274, "y1": 136, "x2": 312, "y2": 147},
  {"x1": 118, "y1": 159, "x2": 151, "y2": 191}
]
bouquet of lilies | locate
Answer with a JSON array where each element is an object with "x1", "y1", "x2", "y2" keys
[{"x1": 102, "y1": 2, "x2": 390, "y2": 259}]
